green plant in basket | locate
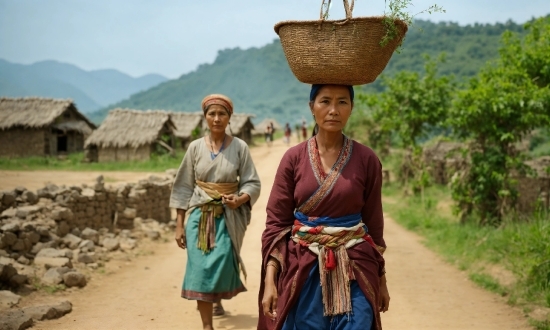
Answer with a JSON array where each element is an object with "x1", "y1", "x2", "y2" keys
[{"x1": 381, "y1": 0, "x2": 445, "y2": 47}]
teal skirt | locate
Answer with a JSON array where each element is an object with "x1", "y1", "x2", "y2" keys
[{"x1": 181, "y1": 208, "x2": 246, "y2": 302}]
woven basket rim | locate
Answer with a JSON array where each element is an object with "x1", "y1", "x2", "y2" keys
[{"x1": 274, "y1": 16, "x2": 408, "y2": 35}]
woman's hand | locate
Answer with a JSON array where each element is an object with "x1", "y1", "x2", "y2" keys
[
  {"x1": 175, "y1": 209, "x2": 187, "y2": 249},
  {"x1": 262, "y1": 258, "x2": 280, "y2": 320},
  {"x1": 221, "y1": 193, "x2": 250, "y2": 210},
  {"x1": 379, "y1": 274, "x2": 390, "y2": 313},
  {"x1": 175, "y1": 225, "x2": 186, "y2": 249}
]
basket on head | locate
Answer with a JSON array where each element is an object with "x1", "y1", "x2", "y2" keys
[{"x1": 274, "y1": 0, "x2": 408, "y2": 85}]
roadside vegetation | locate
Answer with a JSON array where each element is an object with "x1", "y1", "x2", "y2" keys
[
  {"x1": 348, "y1": 17, "x2": 550, "y2": 328},
  {"x1": 0, "y1": 151, "x2": 185, "y2": 172}
]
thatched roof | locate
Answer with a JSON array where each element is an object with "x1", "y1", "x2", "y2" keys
[
  {"x1": 252, "y1": 118, "x2": 283, "y2": 135},
  {"x1": 170, "y1": 112, "x2": 203, "y2": 139},
  {"x1": 0, "y1": 97, "x2": 95, "y2": 131},
  {"x1": 85, "y1": 109, "x2": 175, "y2": 148}
]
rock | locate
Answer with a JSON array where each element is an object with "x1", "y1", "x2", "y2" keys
[
  {"x1": 21, "y1": 191, "x2": 37, "y2": 205},
  {"x1": 77, "y1": 253, "x2": 95, "y2": 264},
  {"x1": 36, "y1": 187, "x2": 54, "y2": 199},
  {"x1": 81, "y1": 188, "x2": 95, "y2": 198},
  {"x1": 0, "y1": 208, "x2": 17, "y2": 219},
  {"x1": 0, "y1": 263, "x2": 18, "y2": 282},
  {"x1": 16, "y1": 256, "x2": 30, "y2": 266},
  {"x1": 41, "y1": 267, "x2": 71, "y2": 285},
  {"x1": 23, "y1": 300, "x2": 72, "y2": 321},
  {"x1": 14, "y1": 187, "x2": 26, "y2": 195},
  {"x1": 0, "y1": 250, "x2": 8, "y2": 257},
  {"x1": 71, "y1": 228, "x2": 81, "y2": 237},
  {"x1": 122, "y1": 208, "x2": 136, "y2": 219},
  {"x1": 34, "y1": 257, "x2": 72, "y2": 269},
  {"x1": 0, "y1": 309, "x2": 33, "y2": 330},
  {"x1": 0, "y1": 290, "x2": 21, "y2": 307},
  {"x1": 78, "y1": 240, "x2": 95, "y2": 252},
  {"x1": 36, "y1": 248, "x2": 72, "y2": 259},
  {"x1": 120, "y1": 238, "x2": 137, "y2": 251},
  {"x1": 2, "y1": 232, "x2": 18, "y2": 246},
  {"x1": 11, "y1": 240, "x2": 25, "y2": 252},
  {"x1": 1, "y1": 193, "x2": 16, "y2": 208},
  {"x1": 9, "y1": 274, "x2": 27, "y2": 287},
  {"x1": 102, "y1": 238, "x2": 119, "y2": 252},
  {"x1": 146, "y1": 231, "x2": 160, "y2": 240},
  {"x1": 86, "y1": 263, "x2": 99, "y2": 270},
  {"x1": 61, "y1": 234, "x2": 82, "y2": 250},
  {"x1": 1, "y1": 223, "x2": 20, "y2": 233},
  {"x1": 165, "y1": 168, "x2": 178, "y2": 177},
  {"x1": 56, "y1": 221, "x2": 70, "y2": 237},
  {"x1": 80, "y1": 228, "x2": 99, "y2": 244},
  {"x1": 62, "y1": 272, "x2": 86, "y2": 288},
  {"x1": 15, "y1": 206, "x2": 42, "y2": 219}
]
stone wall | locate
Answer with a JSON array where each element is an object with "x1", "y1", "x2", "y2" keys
[
  {"x1": 0, "y1": 174, "x2": 173, "y2": 259},
  {"x1": 0, "y1": 127, "x2": 46, "y2": 157}
]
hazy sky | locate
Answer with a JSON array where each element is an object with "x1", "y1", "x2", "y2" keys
[{"x1": 1, "y1": 0, "x2": 549, "y2": 78}]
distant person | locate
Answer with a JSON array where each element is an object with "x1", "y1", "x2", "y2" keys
[
  {"x1": 265, "y1": 125, "x2": 273, "y2": 147},
  {"x1": 301, "y1": 120, "x2": 308, "y2": 142},
  {"x1": 170, "y1": 93, "x2": 261, "y2": 330},
  {"x1": 295, "y1": 123, "x2": 301, "y2": 142},
  {"x1": 270, "y1": 121, "x2": 275, "y2": 135},
  {"x1": 283, "y1": 123, "x2": 292, "y2": 145}
]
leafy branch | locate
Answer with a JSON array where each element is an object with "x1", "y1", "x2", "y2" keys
[{"x1": 381, "y1": 0, "x2": 446, "y2": 47}]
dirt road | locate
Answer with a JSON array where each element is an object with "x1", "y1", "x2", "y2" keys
[{"x1": 6, "y1": 139, "x2": 531, "y2": 329}]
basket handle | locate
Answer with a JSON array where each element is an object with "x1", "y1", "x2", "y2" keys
[{"x1": 320, "y1": 0, "x2": 355, "y2": 21}]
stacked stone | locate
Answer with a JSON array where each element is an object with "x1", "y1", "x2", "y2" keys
[{"x1": 127, "y1": 176, "x2": 172, "y2": 225}]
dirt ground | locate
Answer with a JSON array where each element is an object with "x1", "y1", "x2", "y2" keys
[{"x1": 3, "y1": 138, "x2": 533, "y2": 329}]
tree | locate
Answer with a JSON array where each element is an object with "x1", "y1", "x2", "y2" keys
[{"x1": 450, "y1": 19, "x2": 550, "y2": 223}]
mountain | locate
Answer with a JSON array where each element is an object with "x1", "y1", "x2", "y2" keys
[
  {"x1": 89, "y1": 18, "x2": 529, "y2": 124},
  {"x1": 0, "y1": 59, "x2": 167, "y2": 113}
]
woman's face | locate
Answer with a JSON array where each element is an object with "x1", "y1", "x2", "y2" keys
[
  {"x1": 205, "y1": 104, "x2": 230, "y2": 134},
  {"x1": 309, "y1": 85, "x2": 353, "y2": 133}
]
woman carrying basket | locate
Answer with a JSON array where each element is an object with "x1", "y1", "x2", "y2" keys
[
  {"x1": 170, "y1": 94, "x2": 261, "y2": 330},
  {"x1": 258, "y1": 84, "x2": 390, "y2": 330}
]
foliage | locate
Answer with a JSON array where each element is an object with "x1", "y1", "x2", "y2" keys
[
  {"x1": 89, "y1": 19, "x2": 530, "y2": 126},
  {"x1": 382, "y1": 184, "x2": 550, "y2": 316},
  {"x1": 359, "y1": 55, "x2": 454, "y2": 197},
  {"x1": 449, "y1": 19, "x2": 550, "y2": 223}
]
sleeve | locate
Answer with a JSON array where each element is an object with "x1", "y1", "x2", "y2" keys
[
  {"x1": 237, "y1": 142, "x2": 261, "y2": 207},
  {"x1": 169, "y1": 144, "x2": 196, "y2": 210},
  {"x1": 361, "y1": 155, "x2": 386, "y2": 253},
  {"x1": 261, "y1": 149, "x2": 297, "y2": 270}
]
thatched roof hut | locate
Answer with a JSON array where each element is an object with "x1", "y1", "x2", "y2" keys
[
  {"x1": 85, "y1": 109, "x2": 176, "y2": 162},
  {"x1": 423, "y1": 140, "x2": 464, "y2": 185},
  {"x1": 169, "y1": 112, "x2": 203, "y2": 149},
  {"x1": 252, "y1": 118, "x2": 282, "y2": 136},
  {"x1": 0, "y1": 97, "x2": 96, "y2": 157}
]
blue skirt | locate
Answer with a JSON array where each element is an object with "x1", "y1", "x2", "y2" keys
[{"x1": 282, "y1": 263, "x2": 373, "y2": 330}]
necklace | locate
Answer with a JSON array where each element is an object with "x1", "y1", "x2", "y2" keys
[{"x1": 209, "y1": 134, "x2": 227, "y2": 160}]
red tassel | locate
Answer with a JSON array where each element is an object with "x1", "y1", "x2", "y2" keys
[{"x1": 325, "y1": 249, "x2": 336, "y2": 271}]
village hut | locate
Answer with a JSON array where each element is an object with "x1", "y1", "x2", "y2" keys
[
  {"x1": 251, "y1": 118, "x2": 282, "y2": 136},
  {"x1": 85, "y1": 109, "x2": 176, "y2": 162},
  {"x1": 0, "y1": 97, "x2": 96, "y2": 157},
  {"x1": 169, "y1": 112, "x2": 203, "y2": 149},
  {"x1": 201, "y1": 113, "x2": 255, "y2": 144}
]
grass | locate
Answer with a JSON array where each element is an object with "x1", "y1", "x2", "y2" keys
[
  {"x1": 0, "y1": 151, "x2": 186, "y2": 172},
  {"x1": 382, "y1": 183, "x2": 550, "y2": 326},
  {"x1": 30, "y1": 276, "x2": 66, "y2": 294}
]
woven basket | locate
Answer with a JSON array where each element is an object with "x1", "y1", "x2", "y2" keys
[{"x1": 274, "y1": 0, "x2": 408, "y2": 85}]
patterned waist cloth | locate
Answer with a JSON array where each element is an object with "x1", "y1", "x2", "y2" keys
[
  {"x1": 291, "y1": 213, "x2": 378, "y2": 316},
  {"x1": 195, "y1": 180, "x2": 238, "y2": 253}
]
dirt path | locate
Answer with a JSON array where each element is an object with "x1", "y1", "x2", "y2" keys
[{"x1": 11, "y1": 138, "x2": 531, "y2": 329}]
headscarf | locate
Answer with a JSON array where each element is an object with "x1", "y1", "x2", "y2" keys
[
  {"x1": 201, "y1": 94, "x2": 233, "y2": 116},
  {"x1": 310, "y1": 84, "x2": 354, "y2": 102}
]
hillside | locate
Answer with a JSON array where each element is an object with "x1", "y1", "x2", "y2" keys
[
  {"x1": 90, "y1": 19, "x2": 528, "y2": 124},
  {"x1": 0, "y1": 59, "x2": 167, "y2": 113}
]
